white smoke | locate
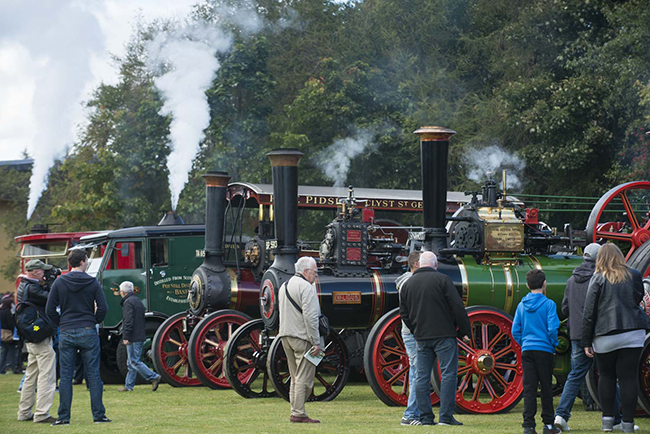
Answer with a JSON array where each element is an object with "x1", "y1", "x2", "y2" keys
[
  {"x1": 0, "y1": 0, "x2": 198, "y2": 220},
  {"x1": 0, "y1": 1, "x2": 105, "y2": 219},
  {"x1": 318, "y1": 128, "x2": 376, "y2": 187},
  {"x1": 145, "y1": 24, "x2": 233, "y2": 210},
  {"x1": 464, "y1": 143, "x2": 526, "y2": 189}
]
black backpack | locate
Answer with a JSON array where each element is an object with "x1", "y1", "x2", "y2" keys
[{"x1": 14, "y1": 288, "x2": 54, "y2": 343}]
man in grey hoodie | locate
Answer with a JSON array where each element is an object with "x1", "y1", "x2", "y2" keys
[{"x1": 554, "y1": 243, "x2": 603, "y2": 431}]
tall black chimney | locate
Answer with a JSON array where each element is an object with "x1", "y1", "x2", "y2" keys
[
  {"x1": 414, "y1": 126, "x2": 456, "y2": 253},
  {"x1": 188, "y1": 171, "x2": 231, "y2": 315},
  {"x1": 258, "y1": 149, "x2": 304, "y2": 331},
  {"x1": 267, "y1": 149, "x2": 303, "y2": 257}
]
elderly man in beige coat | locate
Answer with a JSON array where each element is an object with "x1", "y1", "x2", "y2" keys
[{"x1": 278, "y1": 256, "x2": 323, "y2": 423}]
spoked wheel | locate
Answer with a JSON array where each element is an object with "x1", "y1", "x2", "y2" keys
[
  {"x1": 586, "y1": 181, "x2": 650, "y2": 261},
  {"x1": 152, "y1": 312, "x2": 202, "y2": 387},
  {"x1": 224, "y1": 319, "x2": 276, "y2": 398},
  {"x1": 267, "y1": 329, "x2": 350, "y2": 402},
  {"x1": 363, "y1": 308, "x2": 440, "y2": 407},
  {"x1": 188, "y1": 309, "x2": 252, "y2": 389},
  {"x1": 433, "y1": 306, "x2": 523, "y2": 414}
]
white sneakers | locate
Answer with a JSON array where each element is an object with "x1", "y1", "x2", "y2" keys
[
  {"x1": 554, "y1": 415, "x2": 640, "y2": 433},
  {"x1": 554, "y1": 415, "x2": 570, "y2": 432},
  {"x1": 612, "y1": 422, "x2": 640, "y2": 432}
]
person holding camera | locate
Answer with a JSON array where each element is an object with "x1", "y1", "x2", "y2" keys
[{"x1": 16, "y1": 259, "x2": 57, "y2": 424}]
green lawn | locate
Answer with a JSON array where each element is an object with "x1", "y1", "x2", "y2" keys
[{"x1": 0, "y1": 374, "x2": 644, "y2": 433}]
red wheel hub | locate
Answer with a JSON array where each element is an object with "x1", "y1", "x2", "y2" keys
[
  {"x1": 470, "y1": 350, "x2": 496, "y2": 375},
  {"x1": 179, "y1": 342, "x2": 189, "y2": 360}
]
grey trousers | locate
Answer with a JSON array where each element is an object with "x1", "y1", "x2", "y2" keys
[{"x1": 281, "y1": 336, "x2": 316, "y2": 418}]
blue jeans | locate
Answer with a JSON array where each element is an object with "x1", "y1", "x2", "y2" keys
[
  {"x1": 555, "y1": 340, "x2": 621, "y2": 423},
  {"x1": 402, "y1": 331, "x2": 419, "y2": 420},
  {"x1": 415, "y1": 337, "x2": 458, "y2": 424},
  {"x1": 125, "y1": 341, "x2": 158, "y2": 390},
  {"x1": 58, "y1": 328, "x2": 105, "y2": 421}
]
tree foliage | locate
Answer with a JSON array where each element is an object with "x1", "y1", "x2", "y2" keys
[{"x1": 4, "y1": 0, "x2": 650, "y2": 240}]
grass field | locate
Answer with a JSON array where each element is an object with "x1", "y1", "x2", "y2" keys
[{"x1": 0, "y1": 374, "x2": 645, "y2": 433}]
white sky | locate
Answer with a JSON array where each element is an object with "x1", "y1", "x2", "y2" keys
[{"x1": 0, "y1": 0, "x2": 197, "y2": 161}]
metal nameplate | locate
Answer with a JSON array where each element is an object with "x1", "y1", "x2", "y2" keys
[{"x1": 332, "y1": 291, "x2": 362, "y2": 304}]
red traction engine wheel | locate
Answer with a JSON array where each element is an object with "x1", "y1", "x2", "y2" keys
[
  {"x1": 188, "y1": 310, "x2": 252, "y2": 389},
  {"x1": 363, "y1": 308, "x2": 441, "y2": 407},
  {"x1": 151, "y1": 312, "x2": 202, "y2": 387},
  {"x1": 586, "y1": 181, "x2": 650, "y2": 267},
  {"x1": 432, "y1": 306, "x2": 523, "y2": 414}
]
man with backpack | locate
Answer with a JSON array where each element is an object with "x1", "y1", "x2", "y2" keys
[{"x1": 16, "y1": 259, "x2": 57, "y2": 424}]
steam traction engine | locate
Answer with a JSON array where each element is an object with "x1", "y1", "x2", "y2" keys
[
  {"x1": 154, "y1": 128, "x2": 650, "y2": 415},
  {"x1": 209, "y1": 131, "x2": 583, "y2": 414}
]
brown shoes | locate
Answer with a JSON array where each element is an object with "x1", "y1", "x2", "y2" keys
[
  {"x1": 290, "y1": 416, "x2": 320, "y2": 423},
  {"x1": 35, "y1": 416, "x2": 58, "y2": 424},
  {"x1": 117, "y1": 387, "x2": 132, "y2": 392}
]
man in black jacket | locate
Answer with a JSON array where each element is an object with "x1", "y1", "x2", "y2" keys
[
  {"x1": 46, "y1": 249, "x2": 110, "y2": 425},
  {"x1": 399, "y1": 251, "x2": 471, "y2": 426},
  {"x1": 118, "y1": 281, "x2": 161, "y2": 392},
  {"x1": 17, "y1": 260, "x2": 57, "y2": 424}
]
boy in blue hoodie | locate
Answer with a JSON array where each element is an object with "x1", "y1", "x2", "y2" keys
[{"x1": 512, "y1": 269, "x2": 560, "y2": 434}]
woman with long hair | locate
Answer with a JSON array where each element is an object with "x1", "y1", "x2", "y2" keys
[{"x1": 582, "y1": 243, "x2": 648, "y2": 433}]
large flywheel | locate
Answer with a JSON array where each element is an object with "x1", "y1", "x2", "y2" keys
[
  {"x1": 432, "y1": 306, "x2": 523, "y2": 414},
  {"x1": 224, "y1": 319, "x2": 276, "y2": 398},
  {"x1": 266, "y1": 329, "x2": 350, "y2": 402},
  {"x1": 586, "y1": 181, "x2": 650, "y2": 262},
  {"x1": 151, "y1": 312, "x2": 202, "y2": 387},
  {"x1": 188, "y1": 310, "x2": 252, "y2": 389},
  {"x1": 363, "y1": 308, "x2": 440, "y2": 407}
]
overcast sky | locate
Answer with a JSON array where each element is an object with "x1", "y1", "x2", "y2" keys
[{"x1": 0, "y1": 0, "x2": 197, "y2": 162}]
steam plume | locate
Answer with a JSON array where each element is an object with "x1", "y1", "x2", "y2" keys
[
  {"x1": 0, "y1": 1, "x2": 105, "y2": 219},
  {"x1": 146, "y1": 24, "x2": 232, "y2": 210},
  {"x1": 317, "y1": 128, "x2": 376, "y2": 187},
  {"x1": 464, "y1": 143, "x2": 526, "y2": 189}
]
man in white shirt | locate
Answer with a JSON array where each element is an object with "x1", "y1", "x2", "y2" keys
[{"x1": 277, "y1": 256, "x2": 322, "y2": 423}]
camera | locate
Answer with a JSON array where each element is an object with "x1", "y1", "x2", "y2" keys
[{"x1": 43, "y1": 267, "x2": 62, "y2": 290}]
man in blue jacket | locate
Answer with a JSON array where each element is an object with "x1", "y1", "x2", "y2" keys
[
  {"x1": 512, "y1": 269, "x2": 560, "y2": 434},
  {"x1": 46, "y1": 249, "x2": 110, "y2": 425}
]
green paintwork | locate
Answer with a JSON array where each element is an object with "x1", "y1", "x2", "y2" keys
[
  {"x1": 99, "y1": 236, "x2": 205, "y2": 329},
  {"x1": 148, "y1": 236, "x2": 205, "y2": 318},
  {"x1": 461, "y1": 254, "x2": 583, "y2": 320},
  {"x1": 460, "y1": 254, "x2": 583, "y2": 381}
]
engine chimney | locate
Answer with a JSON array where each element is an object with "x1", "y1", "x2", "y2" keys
[
  {"x1": 414, "y1": 126, "x2": 456, "y2": 253},
  {"x1": 188, "y1": 171, "x2": 231, "y2": 315},
  {"x1": 158, "y1": 211, "x2": 185, "y2": 226},
  {"x1": 258, "y1": 149, "x2": 304, "y2": 331},
  {"x1": 267, "y1": 149, "x2": 303, "y2": 257}
]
